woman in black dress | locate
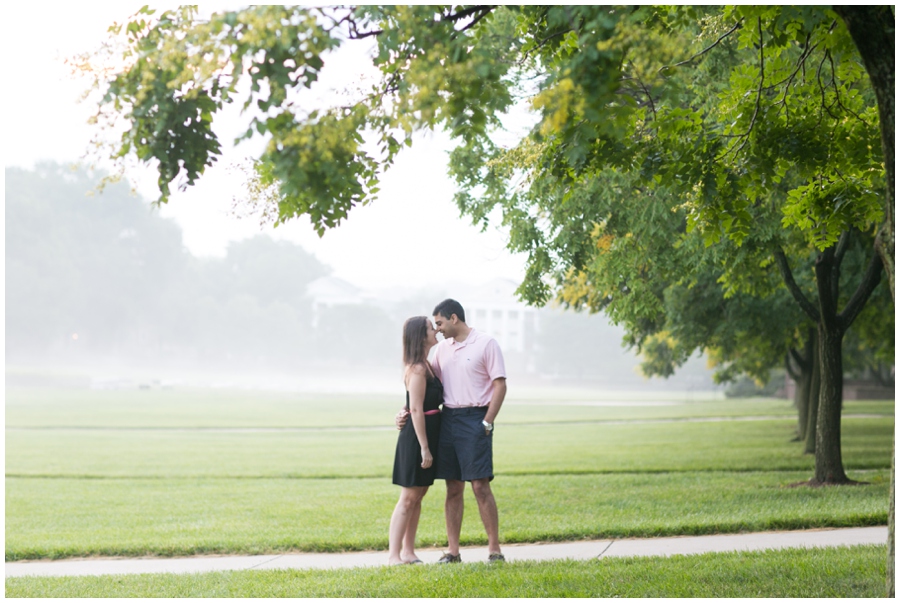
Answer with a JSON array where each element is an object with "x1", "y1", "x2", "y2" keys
[{"x1": 388, "y1": 316, "x2": 443, "y2": 565}]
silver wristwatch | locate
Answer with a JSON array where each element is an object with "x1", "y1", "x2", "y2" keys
[{"x1": 482, "y1": 420, "x2": 493, "y2": 434}]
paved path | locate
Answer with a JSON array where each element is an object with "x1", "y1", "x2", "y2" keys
[{"x1": 5, "y1": 527, "x2": 887, "y2": 578}]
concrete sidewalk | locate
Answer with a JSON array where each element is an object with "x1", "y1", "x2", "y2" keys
[{"x1": 5, "y1": 526, "x2": 887, "y2": 579}]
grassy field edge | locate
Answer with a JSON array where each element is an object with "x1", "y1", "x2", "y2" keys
[{"x1": 5, "y1": 544, "x2": 888, "y2": 598}]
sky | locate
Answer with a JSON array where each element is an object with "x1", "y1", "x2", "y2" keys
[{"x1": 2, "y1": 4, "x2": 528, "y2": 293}]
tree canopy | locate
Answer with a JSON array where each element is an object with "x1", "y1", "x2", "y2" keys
[{"x1": 86, "y1": 6, "x2": 891, "y2": 286}]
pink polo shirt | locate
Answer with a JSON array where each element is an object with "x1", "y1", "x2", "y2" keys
[{"x1": 431, "y1": 329, "x2": 506, "y2": 408}]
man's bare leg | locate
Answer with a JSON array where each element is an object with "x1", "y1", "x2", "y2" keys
[
  {"x1": 471, "y1": 478, "x2": 501, "y2": 554},
  {"x1": 444, "y1": 479, "x2": 465, "y2": 555}
]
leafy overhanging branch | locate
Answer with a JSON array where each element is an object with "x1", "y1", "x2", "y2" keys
[
  {"x1": 342, "y1": 5, "x2": 497, "y2": 40},
  {"x1": 662, "y1": 19, "x2": 743, "y2": 71}
]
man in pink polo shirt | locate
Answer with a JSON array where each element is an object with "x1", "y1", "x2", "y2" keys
[{"x1": 398, "y1": 298, "x2": 508, "y2": 563}]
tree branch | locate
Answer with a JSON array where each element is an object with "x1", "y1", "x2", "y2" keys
[
  {"x1": 458, "y1": 6, "x2": 493, "y2": 32},
  {"x1": 833, "y1": 229, "x2": 851, "y2": 264},
  {"x1": 635, "y1": 76, "x2": 657, "y2": 120},
  {"x1": 719, "y1": 18, "x2": 764, "y2": 160},
  {"x1": 742, "y1": 18, "x2": 765, "y2": 142},
  {"x1": 443, "y1": 5, "x2": 495, "y2": 24},
  {"x1": 521, "y1": 28, "x2": 573, "y2": 63},
  {"x1": 769, "y1": 36, "x2": 818, "y2": 117},
  {"x1": 661, "y1": 19, "x2": 743, "y2": 71},
  {"x1": 448, "y1": 6, "x2": 495, "y2": 40},
  {"x1": 765, "y1": 34, "x2": 815, "y2": 92},
  {"x1": 343, "y1": 5, "x2": 496, "y2": 40},
  {"x1": 785, "y1": 351, "x2": 801, "y2": 381},
  {"x1": 815, "y1": 49, "x2": 841, "y2": 121},
  {"x1": 826, "y1": 48, "x2": 872, "y2": 126},
  {"x1": 831, "y1": 229, "x2": 851, "y2": 302},
  {"x1": 789, "y1": 345, "x2": 810, "y2": 372},
  {"x1": 775, "y1": 248, "x2": 820, "y2": 322},
  {"x1": 839, "y1": 250, "x2": 883, "y2": 332},
  {"x1": 344, "y1": 10, "x2": 383, "y2": 40},
  {"x1": 348, "y1": 28, "x2": 383, "y2": 39}
]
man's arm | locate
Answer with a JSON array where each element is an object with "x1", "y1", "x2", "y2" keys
[
  {"x1": 483, "y1": 338, "x2": 507, "y2": 427},
  {"x1": 484, "y1": 377, "x2": 506, "y2": 426},
  {"x1": 395, "y1": 407, "x2": 409, "y2": 430}
]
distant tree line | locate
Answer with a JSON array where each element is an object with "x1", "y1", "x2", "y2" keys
[
  {"x1": 6, "y1": 163, "x2": 706, "y2": 386},
  {"x1": 6, "y1": 164, "x2": 396, "y2": 370}
]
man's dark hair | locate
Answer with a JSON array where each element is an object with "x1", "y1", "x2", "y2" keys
[{"x1": 433, "y1": 298, "x2": 466, "y2": 323}]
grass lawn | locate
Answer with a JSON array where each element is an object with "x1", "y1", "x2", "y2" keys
[
  {"x1": 5, "y1": 386, "x2": 892, "y2": 562},
  {"x1": 7, "y1": 387, "x2": 892, "y2": 429},
  {"x1": 6, "y1": 418, "x2": 892, "y2": 478},
  {"x1": 6, "y1": 470, "x2": 889, "y2": 560},
  {"x1": 5, "y1": 545, "x2": 887, "y2": 598}
]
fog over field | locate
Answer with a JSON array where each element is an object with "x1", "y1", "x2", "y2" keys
[
  {"x1": 6, "y1": 165, "x2": 719, "y2": 397},
  {"x1": 3, "y1": 5, "x2": 722, "y2": 397}
]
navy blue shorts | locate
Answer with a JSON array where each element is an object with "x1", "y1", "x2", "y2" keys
[{"x1": 435, "y1": 406, "x2": 493, "y2": 482}]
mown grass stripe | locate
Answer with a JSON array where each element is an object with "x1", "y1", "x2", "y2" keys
[{"x1": 5, "y1": 466, "x2": 892, "y2": 480}]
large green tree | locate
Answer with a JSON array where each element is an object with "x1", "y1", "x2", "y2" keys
[
  {"x1": 829, "y1": 7, "x2": 895, "y2": 594},
  {"x1": 449, "y1": 6, "x2": 887, "y2": 484}
]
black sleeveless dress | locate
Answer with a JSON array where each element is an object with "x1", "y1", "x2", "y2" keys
[{"x1": 392, "y1": 375, "x2": 443, "y2": 487}]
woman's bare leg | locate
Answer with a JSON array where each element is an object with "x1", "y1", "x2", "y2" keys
[
  {"x1": 389, "y1": 486, "x2": 426, "y2": 565},
  {"x1": 401, "y1": 486, "x2": 428, "y2": 562}
]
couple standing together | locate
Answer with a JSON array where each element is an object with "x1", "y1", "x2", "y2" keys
[{"x1": 389, "y1": 299, "x2": 507, "y2": 565}]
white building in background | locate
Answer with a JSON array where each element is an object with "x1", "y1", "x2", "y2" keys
[
  {"x1": 458, "y1": 278, "x2": 540, "y2": 373},
  {"x1": 304, "y1": 276, "x2": 540, "y2": 371},
  {"x1": 306, "y1": 276, "x2": 370, "y2": 327},
  {"x1": 461, "y1": 279, "x2": 536, "y2": 352}
]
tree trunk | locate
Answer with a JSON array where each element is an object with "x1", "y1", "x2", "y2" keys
[
  {"x1": 891, "y1": 442, "x2": 896, "y2": 598},
  {"x1": 776, "y1": 240, "x2": 881, "y2": 474},
  {"x1": 786, "y1": 352, "x2": 804, "y2": 441},
  {"x1": 827, "y1": 9, "x2": 894, "y2": 593},
  {"x1": 794, "y1": 366, "x2": 809, "y2": 440},
  {"x1": 804, "y1": 337, "x2": 820, "y2": 455},
  {"x1": 792, "y1": 329, "x2": 815, "y2": 441},
  {"x1": 813, "y1": 320, "x2": 849, "y2": 483},
  {"x1": 810, "y1": 246, "x2": 851, "y2": 483},
  {"x1": 876, "y1": 192, "x2": 896, "y2": 305}
]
